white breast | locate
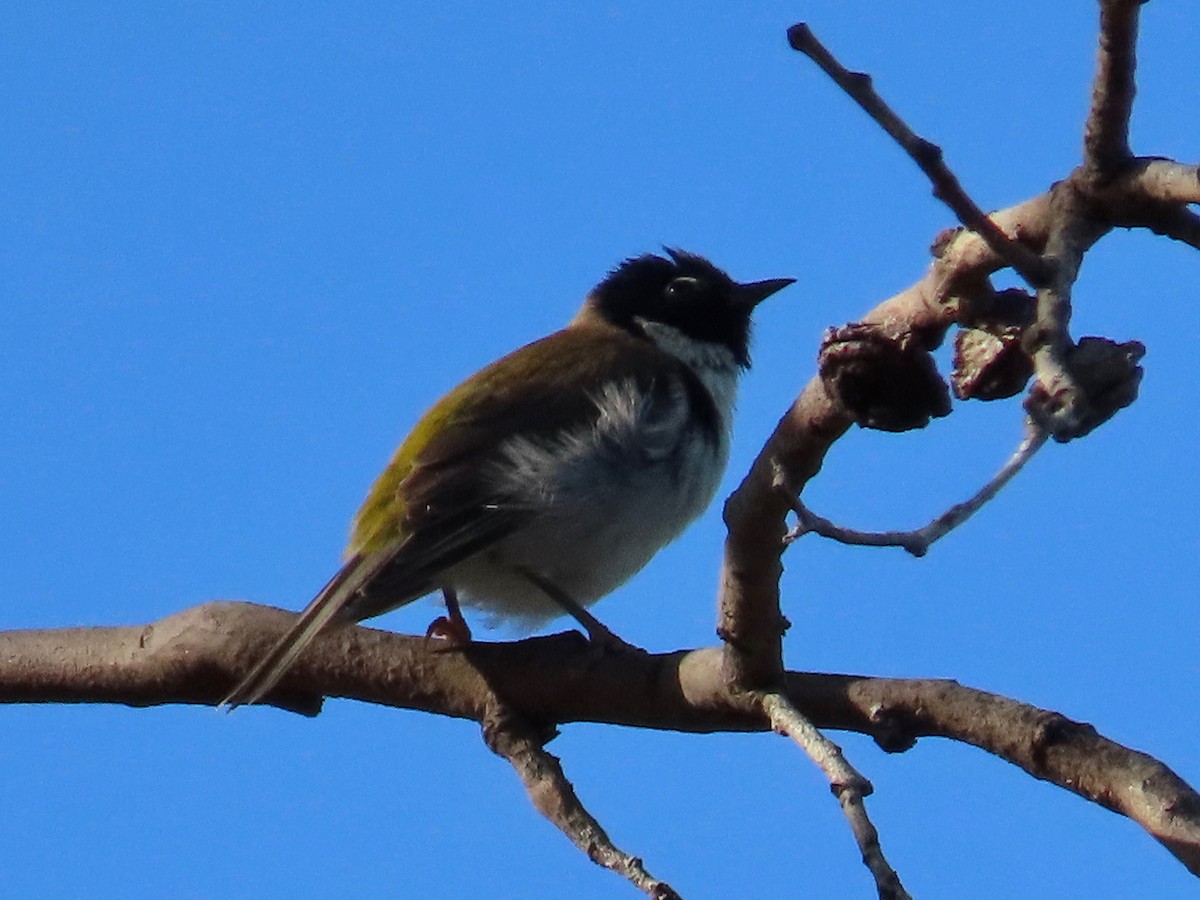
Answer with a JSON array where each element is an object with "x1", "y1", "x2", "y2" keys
[
  {"x1": 447, "y1": 330, "x2": 743, "y2": 627},
  {"x1": 634, "y1": 318, "x2": 741, "y2": 430}
]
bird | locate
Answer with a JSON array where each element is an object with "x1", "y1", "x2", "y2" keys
[{"x1": 222, "y1": 248, "x2": 793, "y2": 707}]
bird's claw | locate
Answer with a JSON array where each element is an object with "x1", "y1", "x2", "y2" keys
[
  {"x1": 424, "y1": 614, "x2": 472, "y2": 650},
  {"x1": 584, "y1": 623, "x2": 644, "y2": 656}
]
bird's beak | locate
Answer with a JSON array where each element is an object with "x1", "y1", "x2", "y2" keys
[{"x1": 735, "y1": 277, "x2": 795, "y2": 309}]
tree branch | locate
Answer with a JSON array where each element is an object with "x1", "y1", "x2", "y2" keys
[
  {"x1": 713, "y1": 3, "x2": 1197, "y2": 881},
  {"x1": 783, "y1": 420, "x2": 1048, "y2": 556},
  {"x1": 843, "y1": 674, "x2": 1200, "y2": 878},
  {"x1": 10, "y1": 5, "x2": 1200, "y2": 894},
  {"x1": 1084, "y1": 0, "x2": 1143, "y2": 177},
  {"x1": 786, "y1": 22, "x2": 1050, "y2": 287},
  {"x1": 761, "y1": 692, "x2": 911, "y2": 900},
  {"x1": 1122, "y1": 158, "x2": 1200, "y2": 205},
  {"x1": 1, "y1": 604, "x2": 1197, "y2": 876},
  {"x1": 483, "y1": 705, "x2": 680, "y2": 898},
  {"x1": 1144, "y1": 205, "x2": 1200, "y2": 250},
  {"x1": 1024, "y1": 186, "x2": 1115, "y2": 440}
]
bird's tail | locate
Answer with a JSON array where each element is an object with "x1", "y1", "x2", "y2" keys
[{"x1": 221, "y1": 550, "x2": 399, "y2": 710}]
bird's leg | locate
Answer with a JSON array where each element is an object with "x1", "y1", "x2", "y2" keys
[
  {"x1": 515, "y1": 566, "x2": 640, "y2": 653},
  {"x1": 424, "y1": 586, "x2": 473, "y2": 648}
]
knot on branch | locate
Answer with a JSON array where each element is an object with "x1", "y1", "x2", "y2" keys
[
  {"x1": 482, "y1": 701, "x2": 559, "y2": 758},
  {"x1": 953, "y1": 288, "x2": 1037, "y2": 401},
  {"x1": 1029, "y1": 710, "x2": 1099, "y2": 769},
  {"x1": 1024, "y1": 336, "x2": 1145, "y2": 441},
  {"x1": 866, "y1": 702, "x2": 919, "y2": 754},
  {"x1": 819, "y1": 324, "x2": 951, "y2": 432}
]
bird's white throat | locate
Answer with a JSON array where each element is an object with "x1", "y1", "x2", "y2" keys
[{"x1": 634, "y1": 317, "x2": 741, "y2": 428}]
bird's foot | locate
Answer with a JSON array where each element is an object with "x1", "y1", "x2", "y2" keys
[
  {"x1": 582, "y1": 622, "x2": 644, "y2": 655},
  {"x1": 424, "y1": 614, "x2": 472, "y2": 650},
  {"x1": 424, "y1": 587, "x2": 473, "y2": 651},
  {"x1": 570, "y1": 609, "x2": 646, "y2": 655},
  {"x1": 513, "y1": 565, "x2": 645, "y2": 655}
]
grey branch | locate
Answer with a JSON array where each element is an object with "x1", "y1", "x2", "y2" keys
[
  {"x1": 1153, "y1": 206, "x2": 1200, "y2": 250},
  {"x1": 782, "y1": 420, "x2": 1049, "y2": 556},
  {"x1": 786, "y1": 23, "x2": 1050, "y2": 288},
  {"x1": 483, "y1": 708, "x2": 679, "y2": 899},
  {"x1": 761, "y1": 692, "x2": 911, "y2": 900},
  {"x1": 1, "y1": 604, "x2": 1198, "y2": 877},
  {"x1": 9, "y1": 4, "x2": 1200, "y2": 895},
  {"x1": 1084, "y1": 0, "x2": 1143, "y2": 175}
]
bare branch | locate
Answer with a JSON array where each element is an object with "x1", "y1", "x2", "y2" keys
[
  {"x1": 786, "y1": 22, "x2": 1050, "y2": 287},
  {"x1": 3, "y1": 605, "x2": 1199, "y2": 875},
  {"x1": 718, "y1": 379, "x2": 837, "y2": 689},
  {"x1": 1115, "y1": 198, "x2": 1200, "y2": 250},
  {"x1": 761, "y1": 692, "x2": 911, "y2": 900},
  {"x1": 714, "y1": 14, "x2": 1187, "y2": 883},
  {"x1": 1096, "y1": 159, "x2": 1200, "y2": 247},
  {"x1": 716, "y1": 196, "x2": 1052, "y2": 687},
  {"x1": 1025, "y1": 188, "x2": 1114, "y2": 440},
  {"x1": 909, "y1": 419, "x2": 1048, "y2": 543},
  {"x1": 483, "y1": 708, "x2": 680, "y2": 899},
  {"x1": 1121, "y1": 159, "x2": 1200, "y2": 205},
  {"x1": 783, "y1": 420, "x2": 1048, "y2": 556},
  {"x1": 1084, "y1": 0, "x2": 1144, "y2": 176},
  {"x1": 832, "y1": 674, "x2": 1200, "y2": 877},
  {"x1": 784, "y1": 498, "x2": 927, "y2": 556},
  {"x1": 1148, "y1": 206, "x2": 1200, "y2": 250}
]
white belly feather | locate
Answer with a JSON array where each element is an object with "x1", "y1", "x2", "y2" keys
[{"x1": 448, "y1": 326, "x2": 741, "y2": 625}]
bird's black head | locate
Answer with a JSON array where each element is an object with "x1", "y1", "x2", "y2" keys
[{"x1": 586, "y1": 248, "x2": 793, "y2": 368}]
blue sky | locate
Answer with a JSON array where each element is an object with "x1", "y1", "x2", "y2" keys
[{"x1": 2, "y1": 3, "x2": 1197, "y2": 897}]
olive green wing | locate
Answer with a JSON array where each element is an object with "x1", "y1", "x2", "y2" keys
[
  {"x1": 342, "y1": 323, "x2": 672, "y2": 618},
  {"x1": 221, "y1": 324, "x2": 675, "y2": 708}
]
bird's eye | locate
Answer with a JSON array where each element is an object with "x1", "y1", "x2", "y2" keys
[{"x1": 664, "y1": 276, "x2": 700, "y2": 300}]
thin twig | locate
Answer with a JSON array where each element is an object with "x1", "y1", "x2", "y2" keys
[
  {"x1": 782, "y1": 420, "x2": 1049, "y2": 556},
  {"x1": 1027, "y1": 204, "x2": 1112, "y2": 440},
  {"x1": 784, "y1": 500, "x2": 928, "y2": 556},
  {"x1": 786, "y1": 22, "x2": 1050, "y2": 287},
  {"x1": 483, "y1": 708, "x2": 680, "y2": 899},
  {"x1": 760, "y1": 692, "x2": 911, "y2": 900},
  {"x1": 1084, "y1": 0, "x2": 1143, "y2": 176},
  {"x1": 911, "y1": 420, "x2": 1049, "y2": 546}
]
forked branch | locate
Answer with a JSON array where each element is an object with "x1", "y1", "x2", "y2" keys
[
  {"x1": 3, "y1": 2, "x2": 1198, "y2": 896},
  {"x1": 714, "y1": 1, "x2": 1190, "y2": 891},
  {"x1": 2, "y1": 604, "x2": 1197, "y2": 876}
]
